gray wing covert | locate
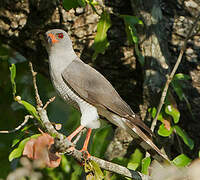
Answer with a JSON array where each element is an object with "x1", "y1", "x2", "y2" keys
[{"x1": 61, "y1": 58, "x2": 151, "y2": 134}]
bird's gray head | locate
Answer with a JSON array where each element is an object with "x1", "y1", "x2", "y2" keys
[{"x1": 45, "y1": 29, "x2": 72, "y2": 53}]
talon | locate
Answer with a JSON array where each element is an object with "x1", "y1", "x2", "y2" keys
[
  {"x1": 79, "y1": 128, "x2": 92, "y2": 160},
  {"x1": 79, "y1": 151, "x2": 91, "y2": 166},
  {"x1": 80, "y1": 149, "x2": 91, "y2": 159},
  {"x1": 67, "y1": 127, "x2": 92, "y2": 163}
]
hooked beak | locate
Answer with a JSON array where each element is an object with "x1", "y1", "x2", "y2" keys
[{"x1": 47, "y1": 33, "x2": 59, "y2": 44}]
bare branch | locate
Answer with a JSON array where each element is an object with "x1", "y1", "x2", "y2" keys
[
  {"x1": 43, "y1": 96, "x2": 56, "y2": 109},
  {"x1": 151, "y1": 13, "x2": 200, "y2": 132},
  {"x1": 90, "y1": 156, "x2": 149, "y2": 180},
  {"x1": 29, "y1": 61, "x2": 43, "y2": 108},
  {"x1": 0, "y1": 115, "x2": 33, "y2": 134}
]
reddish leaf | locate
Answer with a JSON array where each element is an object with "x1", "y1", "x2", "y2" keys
[
  {"x1": 23, "y1": 139, "x2": 37, "y2": 159},
  {"x1": 163, "y1": 119, "x2": 171, "y2": 131},
  {"x1": 23, "y1": 133, "x2": 61, "y2": 168}
]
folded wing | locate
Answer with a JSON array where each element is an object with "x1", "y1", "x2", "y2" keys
[{"x1": 61, "y1": 58, "x2": 152, "y2": 135}]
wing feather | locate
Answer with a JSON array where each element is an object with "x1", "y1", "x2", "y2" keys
[{"x1": 61, "y1": 58, "x2": 151, "y2": 135}]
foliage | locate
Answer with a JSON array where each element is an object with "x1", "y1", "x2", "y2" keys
[
  {"x1": 172, "y1": 154, "x2": 192, "y2": 167},
  {"x1": 84, "y1": 160, "x2": 104, "y2": 180},
  {"x1": 90, "y1": 125, "x2": 113, "y2": 157},
  {"x1": 121, "y1": 15, "x2": 144, "y2": 66},
  {"x1": 92, "y1": 11, "x2": 111, "y2": 60},
  {"x1": 149, "y1": 73, "x2": 195, "y2": 162},
  {"x1": 9, "y1": 134, "x2": 40, "y2": 161}
]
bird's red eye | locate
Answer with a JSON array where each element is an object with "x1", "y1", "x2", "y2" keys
[{"x1": 57, "y1": 33, "x2": 64, "y2": 39}]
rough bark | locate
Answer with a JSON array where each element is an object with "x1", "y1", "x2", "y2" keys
[
  {"x1": 130, "y1": 0, "x2": 171, "y2": 121},
  {"x1": 0, "y1": 0, "x2": 60, "y2": 76}
]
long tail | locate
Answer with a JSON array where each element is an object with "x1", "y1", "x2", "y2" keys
[{"x1": 124, "y1": 119, "x2": 170, "y2": 163}]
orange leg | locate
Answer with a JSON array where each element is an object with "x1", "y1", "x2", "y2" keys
[
  {"x1": 80, "y1": 128, "x2": 92, "y2": 159},
  {"x1": 67, "y1": 125, "x2": 84, "y2": 142}
]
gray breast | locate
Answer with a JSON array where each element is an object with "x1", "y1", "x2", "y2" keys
[
  {"x1": 50, "y1": 67, "x2": 80, "y2": 110},
  {"x1": 57, "y1": 82, "x2": 80, "y2": 110}
]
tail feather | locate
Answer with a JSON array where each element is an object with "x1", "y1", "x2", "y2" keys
[
  {"x1": 124, "y1": 119, "x2": 170, "y2": 163},
  {"x1": 128, "y1": 114, "x2": 153, "y2": 136}
]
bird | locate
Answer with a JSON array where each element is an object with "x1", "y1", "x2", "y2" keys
[{"x1": 45, "y1": 29, "x2": 169, "y2": 162}]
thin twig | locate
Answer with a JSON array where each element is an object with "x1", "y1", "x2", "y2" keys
[
  {"x1": 0, "y1": 115, "x2": 33, "y2": 133},
  {"x1": 43, "y1": 96, "x2": 56, "y2": 109},
  {"x1": 29, "y1": 62, "x2": 43, "y2": 108},
  {"x1": 151, "y1": 13, "x2": 200, "y2": 132}
]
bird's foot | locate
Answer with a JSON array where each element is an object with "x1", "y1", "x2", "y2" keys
[
  {"x1": 80, "y1": 128, "x2": 92, "y2": 160},
  {"x1": 80, "y1": 148, "x2": 91, "y2": 159},
  {"x1": 79, "y1": 148, "x2": 91, "y2": 166}
]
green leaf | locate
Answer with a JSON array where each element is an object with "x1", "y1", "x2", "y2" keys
[
  {"x1": 122, "y1": 15, "x2": 143, "y2": 44},
  {"x1": 84, "y1": 160, "x2": 104, "y2": 180},
  {"x1": 90, "y1": 125, "x2": 112, "y2": 158},
  {"x1": 128, "y1": 149, "x2": 143, "y2": 170},
  {"x1": 158, "y1": 124, "x2": 173, "y2": 137},
  {"x1": 171, "y1": 73, "x2": 190, "y2": 101},
  {"x1": 128, "y1": 25, "x2": 138, "y2": 44},
  {"x1": 85, "y1": 0, "x2": 99, "y2": 6},
  {"x1": 172, "y1": 154, "x2": 192, "y2": 167},
  {"x1": 92, "y1": 11, "x2": 111, "y2": 60},
  {"x1": 174, "y1": 73, "x2": 191, "y2": 81},
  {"x1": 63, "y1": 0, "x2": 79, "y2": 11},
  {"x1": 12, "y1": 133, "x2": 25, "y2": 148},
  {"x1": 121, "y1": 15, "x2": 144, "y2": 66},
  {"x1": 121, "y1": 15, "x2": 143, "y2": 26},
  {"x1": 61, "y1": 155, "x2": 71, "y2": 173},
  {"x1": 91, "y1": 160, "x2": 104, "y2": 180},
  {"x1": 71, "y1": 162, "x2": 82, "y2": 180},
  {"x1": 171, "y1": 80, "x2": 184, "y2": 101},
  {"x1": 9, "y1": 64, "x2": 16, "y2": 98},
  {"x1": 20, "y1": 100, "x2": 40, "y2": 121},
  {"x1": 141, "y1": 157, "x2": 151, "y2": 175},
  {"x1": 135, "y1": 43, "x2": 145, "y2": 66},
  {"x1": 12, "y1": 125, "x2": 32, "y2": 147},
  {"x1": 9, "y1": 134, "x2": 40, "y2": 161},
  {"x1": 148, "y1": 107, "x2": 163, "y2": 121},
  {"x1": 127, "y1": 162, "x2": 139, "y2": 171},
  {"x1": 174, "y1": 125, "x2": 194, "y2": 150},
  {"x1": 129, "y1": 149, "x2": 143, "y2": 164},
  {"x1": 165, "y1": 105, "x2": 180, "y2": 124}
]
